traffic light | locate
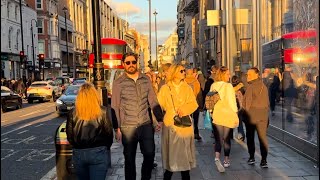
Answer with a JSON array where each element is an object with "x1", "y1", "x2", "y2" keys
[
  {"x1": 19, "y1": 51, "x2": 25, "y2": 64},
  {"x1": 39, "y1": 54, "x2": 45, "y2": 66}
]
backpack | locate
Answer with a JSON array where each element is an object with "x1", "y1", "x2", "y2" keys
[
  {"x1": 205, "y1": 90, "x2": 220, "y2": 111},
  {"x1": 205, "y1": 83, "x2": 224, "y2": 111}
]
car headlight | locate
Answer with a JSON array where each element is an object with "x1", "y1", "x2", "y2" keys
[{"x1": 56, "y1": 99, "x2": 63, "y2": 105}]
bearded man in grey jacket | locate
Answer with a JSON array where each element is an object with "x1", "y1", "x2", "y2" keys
[{"x1": 243, "y1": 67, "x2": 270, "y2": 168}]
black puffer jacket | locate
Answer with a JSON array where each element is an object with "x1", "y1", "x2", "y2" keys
[{"x1": 66, "y1": 107, "x2": 113, "y2": 149}]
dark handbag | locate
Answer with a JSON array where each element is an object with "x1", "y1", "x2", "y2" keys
[
  {"x1": 168, "y1": 86, "x2": 192, "y2": 128},
  {"x1": 173, "y1": 115, "x2": 192, "y2": 127}
]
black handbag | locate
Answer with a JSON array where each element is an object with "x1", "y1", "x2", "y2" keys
[{"x1": 168, "y1": 86, "x2": 192, "y2": 128}]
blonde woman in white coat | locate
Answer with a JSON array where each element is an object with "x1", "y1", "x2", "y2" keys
[{"x1": 209, "y1": 66, "x2": 238, "y2": 173}]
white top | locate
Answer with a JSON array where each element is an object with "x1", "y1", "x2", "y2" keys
[{"x1": 209, "y1": 81, "x2": 238, "y2": 113}]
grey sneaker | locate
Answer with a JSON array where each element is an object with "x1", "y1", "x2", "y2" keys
[{"x1": 215, "y1": 158, "x2": 225, "y2": 172}]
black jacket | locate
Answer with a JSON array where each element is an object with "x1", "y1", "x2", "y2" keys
[{"x1": 66, "y1": 107, "x2": 113, "y2": 149}]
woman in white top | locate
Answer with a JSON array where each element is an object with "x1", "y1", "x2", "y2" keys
[{"x1": 209, "y1": 66, "x2": 237, "y2": 173}]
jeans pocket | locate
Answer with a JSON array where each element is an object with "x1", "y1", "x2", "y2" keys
[{"x1": 92, "y1": 147, "x2": 107, "y2": 164}]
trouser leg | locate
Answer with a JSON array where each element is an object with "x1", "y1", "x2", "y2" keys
[
  {"x1": 245, "y1": 123, "x2": 256, "y2": 158},
  {"x1": 181, "y1": 170, "x2": 190, "y2": 180},
  {"x1": 193, "y1": 109, "x2": 200, "y2": 135},
  {"x1": 256, "y1": 121, "x2": 269, "y2": 161},
  {"x1": 163, "y1": 170, "x2": 173, "y2": 180},
  {"x1": 122, "y1": 127, "x2": 139, "y2": 180},
  {"x1": 222, "y1": 127, "x2": 231, "y2": 157},
  {"x1": 139, "y1": 124, "x2": 155, "y2": 180}
]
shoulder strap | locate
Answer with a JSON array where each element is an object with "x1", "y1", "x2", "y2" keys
[{"x1": 167, "y1": 86, "x2": 177, "y2": 112}]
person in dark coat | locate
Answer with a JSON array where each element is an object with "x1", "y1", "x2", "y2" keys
[
  {"x1": 269, "y1": 68, "x2": 280, "y2": 116},
  {"x1": 242, "y1": 67, "x2": 269, "y2": 168},
  {"x1": 203, "y1": 65, "x2": 218, "y2": 138},
  {"x1": 282, "y1": 69, "x2": 298, "y2": 122}
]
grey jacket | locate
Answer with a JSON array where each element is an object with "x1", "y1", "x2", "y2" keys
[{"x1": 111, "y1": 72, "x2": 163, "y2": 128}]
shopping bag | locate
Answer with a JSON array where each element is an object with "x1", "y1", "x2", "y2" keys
[
  {"x1": 204, "y1": 110, "x2": 213, "y2": 130},
  {"x1": 198, "y1": 111, "x2": 205, "y2": 130}
]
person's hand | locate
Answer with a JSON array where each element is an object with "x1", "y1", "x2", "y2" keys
[
  {"x1": 115, "y1": 128, "x2": 122, "y2": 142},
  {"x1": 176, "y1": 108, "x2": 184, "y2": 117},
  {"x1": 155, "y1": 122, "x2": 163, "y2": 132}
]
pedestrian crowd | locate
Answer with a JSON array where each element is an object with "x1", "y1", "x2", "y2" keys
[
  {"x1": 1, "y1": 77, "x2": 33, "y2": 98},
  {"x1": 67, "y1": 52, "x2": 316, "y2": 180}
]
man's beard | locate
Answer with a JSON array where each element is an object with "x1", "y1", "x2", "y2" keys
[{"x1": 125, "y1": 66, "x2": 138, "y2": 74}]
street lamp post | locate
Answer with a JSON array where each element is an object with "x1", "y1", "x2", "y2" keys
[
  {"x1": 153, "y1": 10, "x2": 158, "y2": 71},
  {"x1": 31, "y1": 19, "x2": 37, "y2": 80},
  {"x1": 148, "y1": 0, "x2": 152, "y2": 68},
  {"x1": 63, "y1": 7, "x2": 70, "y2": 77},
  {"x1": 19, "y1": 0, "x2": 26, "y2": 80}
]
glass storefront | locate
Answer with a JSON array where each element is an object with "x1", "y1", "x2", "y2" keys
[{"x1": 260, "y1": 0, "x2": 318, "y2": 147}]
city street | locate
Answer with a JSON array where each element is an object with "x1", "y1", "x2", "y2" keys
[{"x1": 1, "y1": 101, "x2": 64, "y2": 180}]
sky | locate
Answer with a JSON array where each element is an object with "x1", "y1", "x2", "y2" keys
[{"x1": 106, "y1": 0, "x2": 178, "y2": 59}]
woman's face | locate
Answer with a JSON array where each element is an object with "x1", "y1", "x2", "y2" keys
[{"x1": 174, "y1": 66, "x2": 186, "y2": 81}]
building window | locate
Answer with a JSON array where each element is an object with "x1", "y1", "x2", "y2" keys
[
  {"x1": 15, "y1": 5, "x2": 18, "y2": 20},
  {"x1": 36, "y1": 0, "x2": 42, "y2": 9},
  {"x1": 8, "y1": 27, "x2": 12, "y2": 49},
  {"x1": 38, "y1": 42, "x2": 44, "y2": 54},
  {"x1": 16, "y1": 30, "x2": 20, "y2": 50},
  {"x1": 37, "y1": 19, "x2": 44, "y2": 34}
]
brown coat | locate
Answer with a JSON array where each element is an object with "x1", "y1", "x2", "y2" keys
[{"x1": 243, "y1": 78, "x2": 269, "y2": 124}]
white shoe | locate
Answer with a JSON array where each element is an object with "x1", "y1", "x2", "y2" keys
[
  {"x1": 223, "y1": 161, "x2": 230, "y2": 168},
  {"x1": 215, "y1": 158, "x2": 225, "y2": 172}
]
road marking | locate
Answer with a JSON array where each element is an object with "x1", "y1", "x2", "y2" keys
[
  {"x1": 1, "y1": 123, "x2": 32, "y2": 136},
  {"x1": 40, "y1": 167, "x2": 57, "y2": 180},
  {"x1": 19, "y1": 110, "x2": 46, "y2": 118},
  {"x1": 17, "y1": 130, "x2": 28, "y2": 134},
  {"x1": 35, "y1": 124, "x2": 44, "y2": 127}
]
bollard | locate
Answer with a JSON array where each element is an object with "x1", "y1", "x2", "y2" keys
[{"x1": 55, "y1": 121, "x2": 76, "y2": 180}]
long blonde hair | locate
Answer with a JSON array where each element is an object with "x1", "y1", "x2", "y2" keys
[
  {"x1": 165, "y1": 64, "x2": 183, "y2": 83},
  {"x1": 75, "y1": 83, "x2": 102, "y2": 121}
]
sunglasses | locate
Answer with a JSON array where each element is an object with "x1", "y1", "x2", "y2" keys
[
  {"x1": 180, "y1": 69, "x2": 186, "y2": 73},
  {"x1": 124, "y1": 61, "x2": 137, "y2": 65}
]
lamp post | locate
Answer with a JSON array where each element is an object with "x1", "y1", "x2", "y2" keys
[
  {"x1": 31, "y1": 19, "x2": 37, "y2": 80},
  {"x1": 63, "y1": 7, "x2": 70, "y2": 77},
  {"x1": 19, "y1": 0, "x2": 26, "y2": 79},
  {"x1": 147, "y1": 0, "x2": 152, "y2": 68},
  {"x1": 153, "y1": 10, "x2": 158, "y2": 71}
]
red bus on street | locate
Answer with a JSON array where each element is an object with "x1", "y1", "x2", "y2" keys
[
  {"x1": 88, "y1": 38, "x2": 128, "y2": 99},
  {"x1": 262, "y1": 29, "x2": 317, "y2": 69}
]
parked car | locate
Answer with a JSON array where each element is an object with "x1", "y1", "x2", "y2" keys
[
  {"x1": 56, "y1": 85, "x2": 80, "y2": 116},
  {"x1": 54, "y1": 77, "x2": 71, "y2": 93},
  {"x1": 27, "y1": 81, "x2": 62, "y2": 103},
  {"x1": 1, "y1": 86, "x2": 22, "y2": 113},
  {"x1": 72, "y1": 79, "x2": 86, "y2": 85}
]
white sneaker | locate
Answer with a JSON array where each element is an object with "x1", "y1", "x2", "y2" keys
[
  {"x1": 223, "y1": 161, "x2": 230, "y2": 168},
  {"x1": 215, "y1": 158, "x2": 225, "y2": 172}
]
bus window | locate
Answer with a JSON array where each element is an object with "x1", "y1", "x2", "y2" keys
[{"x1": 102, "y1": 45, "x2": 125, "y2": 54}]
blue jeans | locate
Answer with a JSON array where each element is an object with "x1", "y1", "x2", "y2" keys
[{"x1": 72, "y1": 146, "x2": 109, "y2": 180}]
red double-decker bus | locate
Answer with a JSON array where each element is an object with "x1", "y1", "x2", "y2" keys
[
  {"x1": 262, "y1": 29, "x2": 317, "y2": 69},
  {"x1": 88, "y1": 38, "x2": 128, "y2": 99}
]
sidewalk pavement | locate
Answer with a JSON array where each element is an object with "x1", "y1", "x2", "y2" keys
[{"x1": 106, "y1": 129, "x2": 319, "y2": 180}]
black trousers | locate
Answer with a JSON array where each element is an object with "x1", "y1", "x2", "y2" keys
[
  {"x1": 245, "y1": 121, "x2": 269, "y2": 161},
  {"x1": 192, "y1": 109, "x2": 200, "y2": 135},
  {"x1": 121, "y1": 123, "x2": 155, "y2": 180},
  {"x1": 163, "y1": 170, "x2": 190, "y2": 180}
]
